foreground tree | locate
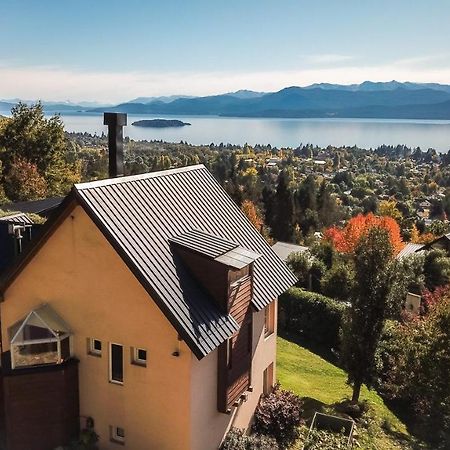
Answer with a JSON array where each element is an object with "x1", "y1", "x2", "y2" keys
[{"x1": 341, "y1": 227, "x2": 394, "y2": 402}]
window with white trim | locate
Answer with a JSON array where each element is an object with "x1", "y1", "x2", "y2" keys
[
  {"x1": 88, "y1": 338, "x2": 102, "y2": 356},
  {"x1": 132, "y1": 347, "x2": 147, "y2": 366},
  {"x1": 109, "y1": 343, "x2": 124, "y2": 384},
  {"x1": 110, "y1": 425, "x2": 125, "y2": 444}
]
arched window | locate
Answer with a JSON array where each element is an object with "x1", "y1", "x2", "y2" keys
[{"x1": 8, "y1": 304, "x2": 72, "y2": 369}]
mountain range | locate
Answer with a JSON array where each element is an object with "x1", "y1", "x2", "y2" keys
[{"x1": 2, "y1": 81, "x2": 450, "y2": 119}]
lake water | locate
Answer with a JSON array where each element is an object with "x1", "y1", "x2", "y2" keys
[{"x1": 2, "y1": 110, "x2": 450, "y2": 152}]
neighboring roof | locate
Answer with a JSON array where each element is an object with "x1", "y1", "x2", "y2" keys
[
  {"x1": 0, "y1": 213, "x2": 33, "y2": 225},
  {"x1": 169, "y1": 229, "x2": 261, "y2": 270},
  {"x1": 2, "y1": 197, "x2": 64, "y2": 216},
  {"x1": 2, "y1": 165, "x2": 296, "y2": 359},
  {"x1": 272, "y1": 241, "x2": 308, "y2": 261},
  {"x1": 396, "y1": 243, "x2": 425, "y2": 259}
]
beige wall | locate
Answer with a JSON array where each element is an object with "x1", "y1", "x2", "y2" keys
[
  {"x1": 1, "y1": 205, "x2": 192, "y2": 450},
  {"x1": 190, "y1": 301, "x2": 277, "y2": 450}
]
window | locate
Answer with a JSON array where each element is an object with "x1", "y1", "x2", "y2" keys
[
  {"x1": 9, "y1": 304, "x2": 72, "y2": 369},
  {"x1": 109, "y1": 343, "x2": 124, "y2": 384},
  {"x1": 88, "y1": 338, "x2": 102, "y2": 356},
  {"x1": 263, "y1": 363, "x2": 274, "y2": 395},
  {"x1": 132, "y1": 347, "x2": 147, "y2": 366},
  {"x1": 264, "y1": 302, "x2": 275, "y2": 337},
  {"x1": 110, "y1": 426, "x2": 125, "y2": 444}
]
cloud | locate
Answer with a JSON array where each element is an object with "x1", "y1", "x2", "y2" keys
[{"x1": 1, "y1": 60, "x2": 450, "y2": 104}]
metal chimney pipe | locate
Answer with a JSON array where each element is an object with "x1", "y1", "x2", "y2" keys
[{"x1": 104, "y1": 112, "x2": 127, "y2": 178}]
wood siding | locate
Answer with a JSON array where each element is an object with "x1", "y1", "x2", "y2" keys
[
  {"x1": 1, "y1": 358, "x2": 79, "y2": 450},
  {"x1": 218, "y1": 273, "x2": 253, "y2": 412}
]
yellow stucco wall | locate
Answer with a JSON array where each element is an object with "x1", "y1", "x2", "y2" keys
[
  {"x1": 190, "y1": 302, "x2": 277, "y2": 450},
  {"x1": 1, "y1": 205, "x2": 192, "y2": 450}
]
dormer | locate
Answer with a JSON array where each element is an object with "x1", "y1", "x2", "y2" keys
[{"x1": 169, "y1": 229, "x2": 261, "y2": 412}]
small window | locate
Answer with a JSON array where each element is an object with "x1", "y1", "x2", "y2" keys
[
  {"x1": 110, "y1": 426, "x2": 125, "y2": 444},
  {"x1": 264, "y1": 302, "x2": 275, "y2": 337},
  {"x1": 132, "y1": 347, "x2": 147, "y2": 366},
  {"x1": 109, "y1": 343, "x2": 124, "y2": 384},
  {"x1": 88, "y1": 338, "x2": 102, "y2": 356},
  {"x1": 263, "y1": 363, "x2": 274, "y2": 395}
]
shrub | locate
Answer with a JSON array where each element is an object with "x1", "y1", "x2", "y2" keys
[
  {"x1": 321, "y1": 262, "x2": 354, "y2": 301},
  {"x1": 279, "y1": 287, "x2": 346, "y2": 349},
  {"x1": 220, "y1": 428, "x2": 278, "y2": 450},
  {"x1": 303, "y1": 428, "x2": 348, "y2": 450},
  {"x1": 252, "y1": 384, "x2": 303, "y2": 448}
]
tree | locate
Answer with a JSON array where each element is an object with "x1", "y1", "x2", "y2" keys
[
  {"x1": 341, "y1": 227, "x2": 394, "y2": 402},
  {"x1": 272, "y1": 170, "x2": 294, "y2": 241},
  {"x1": 378, "y1": 199, "x2": 402, "y2": 221},
  {"x1": 321, "y1": 262, "x2": 354, "y2": 301},
  {"x1": 4, "y1": 157, "x2": 47, "y2": 201},
  {"x1": 241, "y1": 200, "x2": 263, "y2": 232},
  {"x1": 423, "y1": 249, "x2": 450, "y2": 290},
  {"x1": 324, "y1": 213, "x2": 404, "y2": 255}
]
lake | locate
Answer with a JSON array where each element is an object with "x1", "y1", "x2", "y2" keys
[{"x1": 2, "y1": 110, "x2": 450, "y2": 152}]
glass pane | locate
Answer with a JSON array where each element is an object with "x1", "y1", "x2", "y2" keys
[
  {"x1": 13, "y1": 342, "x2": 58, "y2": 368},
  {"x1": 111, "y1": 344, "x2": 123, "y2": 382},
  {"x1": 60, "y1": 337, "x2": 71, "y2": 361},
  {"x1": 23, "y1": 324, "x2": 54, "y2": 341},
  {"x1": 137, "y1": 349, "x2": 147, "y2": 361}
]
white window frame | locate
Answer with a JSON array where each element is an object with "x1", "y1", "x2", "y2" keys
[
  {"x1": 88, "y1": 338, "x2": 102, "y2": 356},
  {"x1": 109, "y1": 342, "x2": 124, "y2": 385},
  {"x1": 132, "y1": 347, "x2": 147, "y2": 366},
  {"x1": 110, "y1": 425, "x2": 125, "y2": 444}
]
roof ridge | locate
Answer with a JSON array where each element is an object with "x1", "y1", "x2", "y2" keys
[{"x1": 75, "y1": 164, "x2": 206, "y2": 191}]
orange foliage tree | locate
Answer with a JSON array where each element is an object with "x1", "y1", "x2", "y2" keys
[{"x1": 324, "y1": 213, "x2": 405, "y2": 255}]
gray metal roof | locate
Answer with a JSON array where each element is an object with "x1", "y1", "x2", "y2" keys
[
  {"x1": 272, "y1": 241, "x2": 308, "y2": 261},
  {"x1": 170, "y1": 229, "x2": 261, "y2": 269},
  {"x1": 396, "y1": 243, "x2": 425, "y2": 259},
  {"x1": 0, "y1": 213, "x2": 33, "y2": 225},
  {"x1": 169, "y1": 229, "x2": 237, "y2": 258},
  {"x1": 74, "y1": 165, "x2": 296, "y2": 359}
]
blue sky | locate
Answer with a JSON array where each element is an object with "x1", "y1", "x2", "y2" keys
[{"x1": 1, "y1": 0, "x2": 449, "y2": 102}]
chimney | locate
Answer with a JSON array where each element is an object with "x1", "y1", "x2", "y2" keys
[{"x1": 104, "y1": 112, "x2": 127, "y2": 178}]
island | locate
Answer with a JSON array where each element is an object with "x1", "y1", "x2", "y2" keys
[{"x1": 131, "y1": 119, "x2": 191, "y2": 128}]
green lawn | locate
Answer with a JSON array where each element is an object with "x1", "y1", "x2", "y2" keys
[{"x1": 276, "y1": 336, "x2": 420, "y2": 449}]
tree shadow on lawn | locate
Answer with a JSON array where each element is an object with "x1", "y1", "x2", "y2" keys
[{"x1": 279, "y1": 329, "x2": 340, "y2": 367}]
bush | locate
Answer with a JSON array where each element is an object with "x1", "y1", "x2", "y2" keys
[
  {"x1": 252, "y1": 384, "x2": 303, "y2": 448},
  {"x1": 279, "y1": 287, "x2": 346, "y2": 349},
  {"x1": 303, "y1": 428, "x2": 348, "y2": 450},
  {"x1": 220, "y1": 428, "x2": 278, "y2": 450},
  {"x1": 321, "y1": 262, "x2": 354, "y2": 301}
]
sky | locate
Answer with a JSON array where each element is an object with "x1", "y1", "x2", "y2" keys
[{"x1": 1, "y1": 0, "x2": 450, "y2": 103}]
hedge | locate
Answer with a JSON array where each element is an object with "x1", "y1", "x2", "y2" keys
[{"x1": 278, "y1": 287, "x2": 346, "y2": 350}]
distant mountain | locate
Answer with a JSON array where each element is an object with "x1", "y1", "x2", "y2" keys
[
  {"x1": 97, "y1": 82, "x2": 450, "y2": 119},
  {"x1": 127, "y1": 95, "x2": 195, "y2": 104},
  {"x1": 226, "y1": 90, "x2": 266, "y2": 99},
  {"x1": 305, "y1": 80, "x2": 450, "y2": 94},
  {"x1": 0, "y1": 99, "x2": 108, "y2": 113}
]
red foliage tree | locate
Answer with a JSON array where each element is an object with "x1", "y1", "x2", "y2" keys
[{"x1": 324, "y1": 213, "x2": 404, "y2": 255}]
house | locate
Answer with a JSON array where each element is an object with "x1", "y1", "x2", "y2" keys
[{"x1": 0, "y1": 114, "x2": 296, "y2": 450}]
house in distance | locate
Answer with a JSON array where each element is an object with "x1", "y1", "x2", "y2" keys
[{"x1": 0, "y1": 113, "x2": 296, "y2": 450}]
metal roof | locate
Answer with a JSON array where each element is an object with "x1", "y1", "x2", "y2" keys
[
  {"x1": 2, "y1": 197, "x2": 64, "y2": 216},
  {"x1": 169, "y1": 229, "x2": 261, "y2": 269},
  {"x1": 0, "y1": 213, "x2": 33, "y2": 225},
  {"x1": 169, "y1": 229, "x2": 237, "y2": 259},
  {"x1": 396, "y1": 243, "x2": 425, "y2": 259},
  {"x1": 73, "y1": 165, "x2": 296, "y2": 359},
  {"x1": 272, "y1": 241, "x2": 308, "y2": 261}
]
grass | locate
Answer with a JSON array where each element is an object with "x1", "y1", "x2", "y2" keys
[{"x1": 277, "y1": 336, "x2": 424, "y2": 449}]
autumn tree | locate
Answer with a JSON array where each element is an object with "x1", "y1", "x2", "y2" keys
[
  {"x1": 4, "y1": 157, "x2": 47, "y2": 201},
  {"x1": 341, "y1": 227, "x2": 394, "y2": 402},
  {"x1": 324, "y1": 213, "x2": 404, "y2": 255},
  {"x1": 241, "y1": 200, "x2": 263, "y2": 232}
]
